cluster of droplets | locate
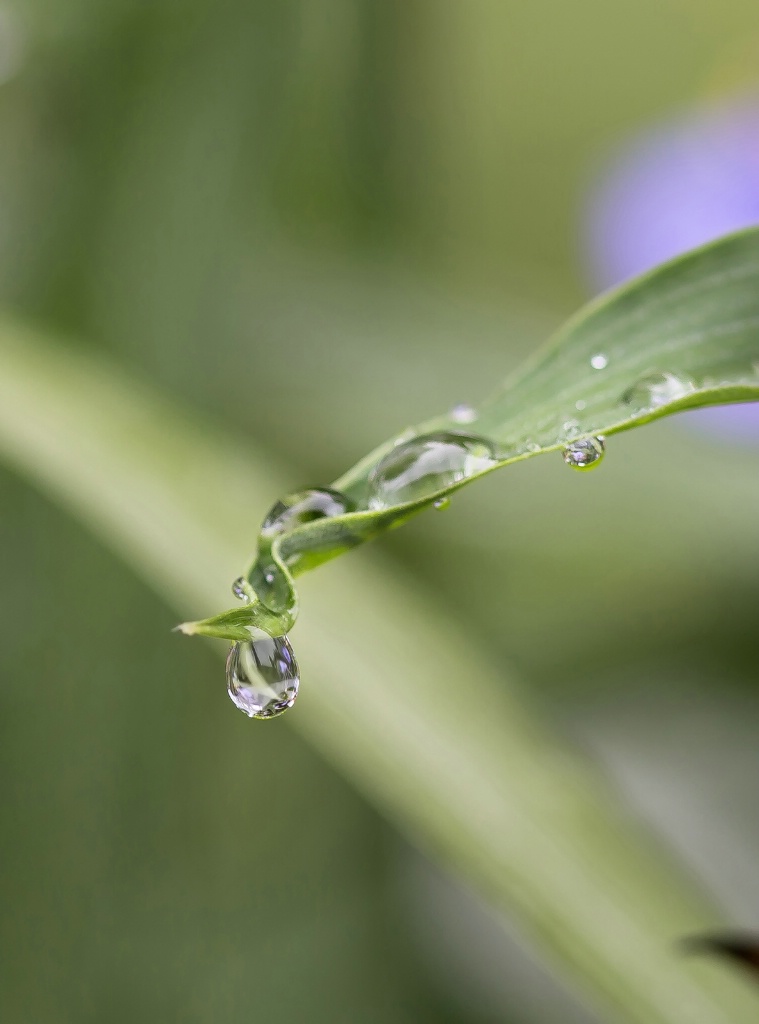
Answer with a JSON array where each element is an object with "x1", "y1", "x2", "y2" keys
[
  {"x1": 227, "y1": 358, "x2": 742, "y2": 717},
  {"x1": 554, "y1": 356, "x2": 703, "y2": 472},
  {"x1": 226, "y1": 487, "x2": 356, "y2": 720},
  {"x1": 224, "y1": 361, "x2": 723, "y2": 720}
]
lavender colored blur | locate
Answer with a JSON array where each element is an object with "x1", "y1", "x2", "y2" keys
[{"x1": 584, "y1": 93, "x2": 759, "y2": 441}]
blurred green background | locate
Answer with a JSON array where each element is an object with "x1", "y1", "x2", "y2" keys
[{"x1": 4, "y1": 1, "x2": 759, "y2": 1021}]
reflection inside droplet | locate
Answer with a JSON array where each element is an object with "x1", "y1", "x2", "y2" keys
[
  {"x1": 622, "y1": 371, "x2": 696, "y2": 411},
  {"x1": 450, "y1": 403, "x2": 478, "y2": 424},
  {"x1": 261, "y1": 488, "x2": 356, "y2": 539},
  {"x1": 232, "y1": 576, "x2": 251, "y2": 603},
  {"x1": 562, "y1": 436, "x2": 606, "y2": 470},
  {"x1": 367, "y1": 431, "x2": 497, "y2": 510},
  {"x1": 226, "y1": 629, "x2": 299, "y2": 719}
]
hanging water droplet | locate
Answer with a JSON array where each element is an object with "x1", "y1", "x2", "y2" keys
[
  {"x1": 226, "y1": 629, "x2": 299, "y2": 719},
  {"x1": 622, "y1": 371, "x2": 696, "y2": 411},
  {"x1": 562, "y1": 436, "x2": 605, "y2": 471},
  {"x1": 232, "y1": 577, "x2": 251, "y2": 603},
  {"x1": 450, "y1": 403, "x2": 478, "y2": 424},
  {"x1": 433, "y1": 497, "x2": 451, "y2": 510},
  {"x1": 261, "y1": 488, "x2": 356, "y2": 539},
  {"x1": 367, "y1": 431, "x2": 497, "y2": 510},
  {"x1": 590, "y1": 354, "x2": 608, "y2": 370}
]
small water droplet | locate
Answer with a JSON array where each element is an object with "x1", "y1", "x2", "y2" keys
[
  {"x1": 512, "y1": 438, "x2": 542, "y2": 456},
  {"x1": 226, "y1": 630, "x2": 299, "y2": 719},
  {"x1": 590, "y1": 354, "x2": 608, "y2": 370},
  {"x1": 561, "y1": 418, "x2": 581, "y2": 440},
  {"x1": 575, "y1": 400, "x2": 586, "y2": 411},
  {"x1": 261, "y1": 488, "x2": 356, "y2": 539},
  {"x1": 264, "y1": 569, "x2": 276, "y2": 584},
  {"x1": 450, "y1": 403, "x2": 478, "y2": 424},
  {"x1": 232, "y1": 577, "x2": 251, "y2": 603},
  {"x1": 562, "y1": 436, "x2": 605, "y2": 471},
  {"x1": 433, "y1": 497, "x2": 451, "y2": 510},
  {"x1": 622, "y1": 372, "x2": 695, "y2": 411},
  {"x1": 367, "y1": 431, "x2": 497, "y2": 510}
]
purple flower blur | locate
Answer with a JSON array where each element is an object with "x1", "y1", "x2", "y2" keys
[{"x1": 584, "y1": 93, "x2": 759, "y2": 441}]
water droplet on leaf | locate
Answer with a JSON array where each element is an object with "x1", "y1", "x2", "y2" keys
[
  {"x1": 450, "y1": 403, "x2": 477, "y2": 424},
  {"x1": 622, "y1": 372, "x2": 695, "y2": 411},
  {"x1": 232, "y1": 577, "x2": 250, "y2": 602},
  {"x1": 261, "y1": 488, "x2": 356, "y2": 539},
  {"x1": 367, "y1": 431, "x2": 497, "y2": 510},
  {"x1": 226, "y1": 630, "x2": 299, "y2": 719},
  {"x1": 562, "y1": 436, "x2": 605, "y2": 471},
  {"x1": 561, "y1": 418, "x2": 581, "y2": 440},
  {"x1": 590, "y1": 354, "x2": 608, "y2": 370},
  {"x1": 433, "y1": 497, "x2": 451, "y2": 510},
  {"x1": 575, "y1": 400, "x2": 586, "y2": 411}
]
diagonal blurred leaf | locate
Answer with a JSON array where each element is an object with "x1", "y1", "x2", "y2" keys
[{"x1": 0, "y1": 319, "x2": 758, "y2": 1022}]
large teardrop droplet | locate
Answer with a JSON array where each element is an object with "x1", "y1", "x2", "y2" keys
[
  {"x1": 226, "y1": 629, "x2": 300, "y2": 719},
  {"x1": 367, "y1": 431, "x2": 497, "y2": 510}
]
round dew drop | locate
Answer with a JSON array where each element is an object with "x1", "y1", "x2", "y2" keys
[
  {"x1": 562, "y1": 436, "x2": 605, "y2": 471},
  {"x1": 226, "y1": 629, "x2": 300, "y2": 719},
  {"x1": 367, "y1": 431, "x2": 497, "y2": 510},
  {"x1": 590, "y1": 354, "x2": 608, "y2": 370}
]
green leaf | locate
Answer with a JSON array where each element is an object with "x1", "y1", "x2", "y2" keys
[
  {"x1": 1, "y1": 284, "x2": 759, "y2": 1022},
  {"x1": 184, "y1": 228, "x2": 759, "y2": 641}
]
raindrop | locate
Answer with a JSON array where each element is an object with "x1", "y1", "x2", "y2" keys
[
  {"x1": 575, "y1": 400, "x2": 586, "y2": 411},
  {"x1": 433, "y1": 497, "x2": 451, "y2": 510},
  {"x1": 450, "y1": 403, "x2": 478, "y2": 424},
  {"x1": 622, "y1": 372, "x2": 695, "y2": 411},
  {"x1": 562, "y1": 436, "x2": 605, "y2": 471},
  {"x1": 590, "y1": 354, "x2": 608, "y2": 370},
  {"x1": 261, "y1": 488, "x2": 356, "y2": 539},
  {"x1": 226, "y1": 629, "x2": 299, "y2": 719},
  {"x1": 232, "y1": 577, "x2": 251, "y2": 603},
  {"x1": 367, "y1": 431, "x2": 497, "y2": 510}
]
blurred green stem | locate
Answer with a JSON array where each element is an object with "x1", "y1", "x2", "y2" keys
[{"x1": 0, "y1": 320, "x2": 755, "y2": 1023}]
